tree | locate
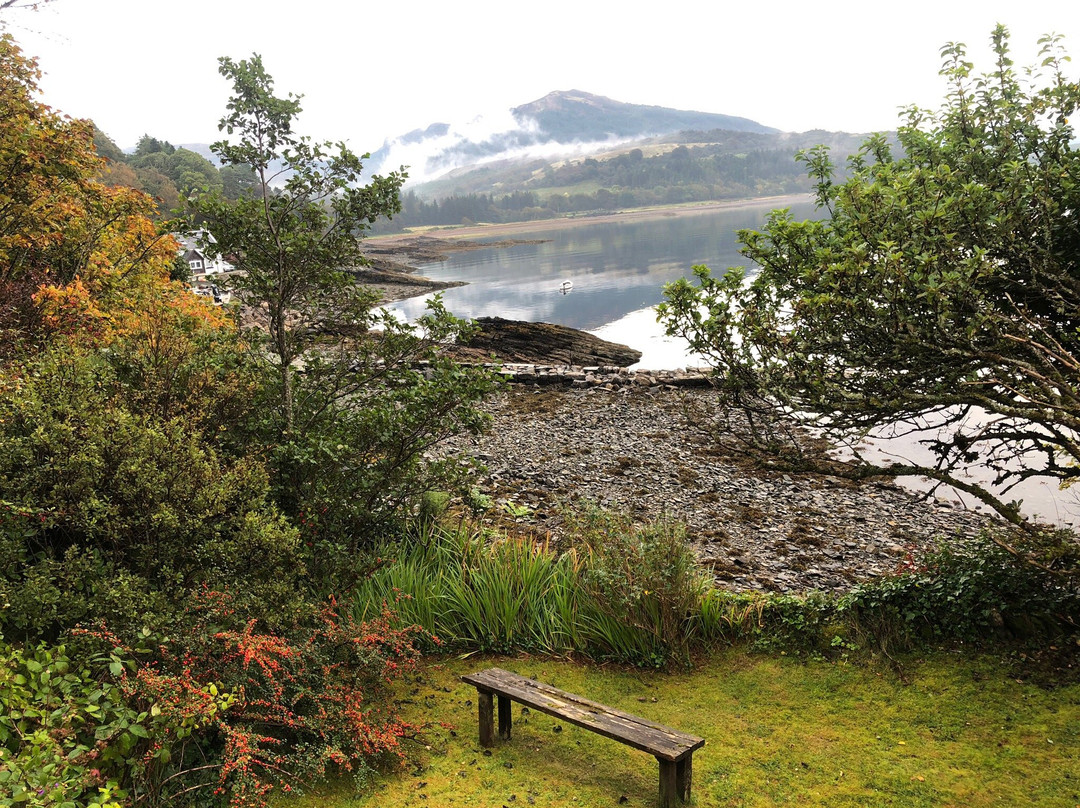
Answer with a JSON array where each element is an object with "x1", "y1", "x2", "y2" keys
[
  {"x1": 191, "y1": 54, "x2": 497, "y2": 565},
  {"x1": 134, "y1": 134, "x2": 176, "y2": 157},
  {"x1": 194, "y1": 54, "x2": 405, "y2": 431},
  {"x1": 130, "y1": 145, "x2": 222, "y2": 197},
  {"x1": 659, "y1": 26, "x2": 1080, "y2": 556},
  {"x1": 219, "y1": 161, "x2": 258, "y2": 199},
  {"x1": 0, "y1": 34, "x2": 204, "y2": 351}
]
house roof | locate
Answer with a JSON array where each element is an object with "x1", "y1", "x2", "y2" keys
[{"x1": 173, "y1": 229, "x2": 219, "y2": 254}]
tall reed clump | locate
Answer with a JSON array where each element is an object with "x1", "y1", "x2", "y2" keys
[
  {"x1": 351, "y1": 523, "x2": 584, "y2": 655},
  {"x1": 351, "y1": 510, "x2": 728, "y2": 669}
]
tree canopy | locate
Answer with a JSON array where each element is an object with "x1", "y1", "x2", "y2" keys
[
  {"x1": 190, "y1": 54, "x2": 497, "y2": 568},
  {"x1": 659, "y1": 26, "x2": 1080, "y2": 548}
]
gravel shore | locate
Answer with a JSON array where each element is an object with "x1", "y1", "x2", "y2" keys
[{"x1": 439, "y1": 385, "x2": 995, "y2": 593}]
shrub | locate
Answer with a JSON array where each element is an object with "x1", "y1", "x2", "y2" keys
[
  {"x1": 0, "y1": 347, "x2": 306, "y2": 641},
  {"x1": 838, "y1": 531, "x2": 1080, "y2": 653},
  {"x1": 10, "y1": 588, "x2": 427, "y2": 808},
  {"x1": 569, "y1": 508, "x2": 707, "y2": 668},
  {"x1": 0, "y1": 639, "x2": 130, "y2": 807}
]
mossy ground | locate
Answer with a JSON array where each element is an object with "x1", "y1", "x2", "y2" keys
[{"x1": 280, "y1": 651, "x2": 1080, "y2": 807}]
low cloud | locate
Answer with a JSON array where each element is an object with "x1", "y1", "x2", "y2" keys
[{"x1": 369, "y1": 105, "x2": 635, "y2": 186}]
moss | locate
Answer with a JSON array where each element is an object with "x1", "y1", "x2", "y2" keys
[{"x1": 278, "y1": 652, "x2": 1080, "y2": 807}]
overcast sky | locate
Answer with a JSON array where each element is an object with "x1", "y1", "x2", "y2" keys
[{"x1": 4, "y1": 0, "x2": 1079, "y2": 152}]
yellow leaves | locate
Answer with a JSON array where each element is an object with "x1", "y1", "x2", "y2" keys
[
  {"x1": 32, "y1": 277, "x2": 105, "y2": 335},
  {"x1": 0, "y1": 36, "x2": 236, "y2": 352}
]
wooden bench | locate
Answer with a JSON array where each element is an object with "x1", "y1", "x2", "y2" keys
[{"x1": 461, "y1": 667, "x2": 704, "y2": 807}]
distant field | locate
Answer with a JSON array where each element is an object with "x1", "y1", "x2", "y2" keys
[{"x1": 278, "y1": 651, "x2": 1080, "y2": 808}]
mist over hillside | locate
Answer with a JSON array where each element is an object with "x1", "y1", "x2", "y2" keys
[
  {"x1": 367, "y1": 90, "x2": 783, "y2": 185},
  {"x1": 111, "y1": 89, "x2": 875, "y2": 226}
]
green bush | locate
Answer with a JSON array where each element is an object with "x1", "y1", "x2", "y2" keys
[
  {"x1": 0, "y1": 348, "x2": 306, "y2": 640},
  {"x1": 838, "y1": 532, "x2": 1080, "y2": 652},
  {"x1": 0, "y1": 634, "x2": 233, "y2": 808},
  {"x1": 569, "y1": 509, "x2": 707, "y2": 668},
  {"x1": 0, "y1": 639, "x2": 128, "y2": 807}
]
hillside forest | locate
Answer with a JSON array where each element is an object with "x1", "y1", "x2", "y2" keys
[
  {"x1": 374, "y1": 131, "x2": 869, "y2": 231},
  {"x1": 90, "y1": 121, "x2": 868, "y2": 232}
]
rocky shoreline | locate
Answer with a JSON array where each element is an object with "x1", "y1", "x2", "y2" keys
[
  {"x1": 438, "y1": 382, "x2": 995, "y2": 594},
  {"x1": 357, "y1": 230, "x2": 1000, "y2": 592}
]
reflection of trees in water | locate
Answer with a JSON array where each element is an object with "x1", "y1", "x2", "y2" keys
[{"x1": 385, "y1": 203, "x2": 815, "y2": 331}]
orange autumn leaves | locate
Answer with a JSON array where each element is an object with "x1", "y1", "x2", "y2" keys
[{"x1": 0, "y1": 33, "x2": 228, "y2": 352}]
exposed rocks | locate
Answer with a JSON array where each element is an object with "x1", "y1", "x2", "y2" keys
[
  {"x1": 435, "y1": 385, "x2": 995, "y2": 594},
  {"x1": 455, "y1": 319, "x2": 643, "y2": 367},
  {"x1": 355, "y1": 236, "x2": 547, "y2": 303},
  {"x1": 476, "y1": 362, "x2": 711, "y2": 389},
  {"x1": 362, "y1": 234, "x2": 548, "y2": 266},
  {"x1": 349, "y1": 265, "x2": 464, "y2": 303}
]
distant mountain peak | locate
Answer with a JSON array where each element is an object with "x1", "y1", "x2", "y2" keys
[
  {"x1": 518, "y1": 89, "x2": 611, "y2": 110},
  {"x1": 510, "y1": 90, "x2": 779, "y2": 142}
]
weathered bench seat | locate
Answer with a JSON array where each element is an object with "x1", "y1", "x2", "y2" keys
[{"x1": 461, "y1": 667, "x2": 704, "y2": 807}]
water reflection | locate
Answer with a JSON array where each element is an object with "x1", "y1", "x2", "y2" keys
[{"x1": 388, "y1": 201, "x2": 816, "y2": 332}]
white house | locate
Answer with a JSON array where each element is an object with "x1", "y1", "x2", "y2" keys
[{"x1": 174, "y1": 230, "x2": 234, "y2": 277}]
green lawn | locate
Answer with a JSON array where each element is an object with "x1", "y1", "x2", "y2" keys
[{"x1": 280, "y1": 651, "x2": 1080, "y2": 807}]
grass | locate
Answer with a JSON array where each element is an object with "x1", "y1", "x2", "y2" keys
[
  {"x1": 277, "y1": 650, "x2": 1080, "y2": 807},
  {"x1": 349, "y1": 520, "x2": 712, "y2": 667}
]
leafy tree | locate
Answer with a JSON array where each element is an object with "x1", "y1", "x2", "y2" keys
[
  {"x1": 659, "y1": 26, "x2": 1080, "y2": 557},
  {"x1": 219, "y1": 161, "x2": 258, "y2": 199},
  {"x1": 192, "y1": 54, "x2": 497, "y2": 568},
  {"x1": 170, "y1": 147, "x2": 222, "y2": 195},
  {"x1": 132, "y1": 164, "x2": 181, "y2": 212},
  {"x1": 0, "y1": 34, "x2": 203, "y2": 352},
  {"x1": 134, "y1": 134, "x2": 176, "y2": 157},
  {"x1": 130, "y1": 145, "x2": 222, "y2": 197}
]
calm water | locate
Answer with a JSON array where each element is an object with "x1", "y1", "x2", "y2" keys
[{"x1": 390, "y1": 200, "x2": 817, "y2": 343}]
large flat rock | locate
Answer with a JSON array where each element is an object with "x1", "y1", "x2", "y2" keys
[{"x1": 458, "y1": 317, "x2": 642, "y2": 367}]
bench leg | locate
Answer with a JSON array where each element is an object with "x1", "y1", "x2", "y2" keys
[
  {"x1": 676, "y1": 754, "x2": 692, "y2": 802},
  {"x1": 498, "y1": 694, "x2": 512, "y2": 740},
  {"x1": 657, "y1": 758, "x2": 677, "y2": 808},
  {"x1": 477, "y1": 689, "x2": 494, "y2": 747}
]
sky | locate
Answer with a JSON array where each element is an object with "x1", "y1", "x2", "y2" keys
[{"x1": 4, "y1": 0, "x2": 1079, "y2": 154}]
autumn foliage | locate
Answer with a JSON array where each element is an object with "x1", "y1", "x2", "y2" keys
[
  {"x1": 0, "y1": 33, "x2": 223, "y2": 353},
  {"x1": 0, "y1": 33, "x2": 430, "y2": 807}
]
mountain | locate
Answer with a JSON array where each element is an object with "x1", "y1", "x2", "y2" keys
[
  {"x1": 511, "y1": 90, "x2": 779, "y2": 142},
  {"x1": 367, "y1": 90, "x2": 780, "y2": 185}
]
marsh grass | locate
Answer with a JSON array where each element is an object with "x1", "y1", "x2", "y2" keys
[
  {"x1": 278, "y1": 652, "x2": 1080, "y2": 808},
  {"x1": 352, "y1": 524, "x2": 586, "y2": 655},
  {"x1": 351, "y1": 517, "x2": 718, "y2": 666}
]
